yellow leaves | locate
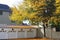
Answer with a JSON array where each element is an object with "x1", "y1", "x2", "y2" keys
[
  {"x1": 29, "y1": 12, "x2": 36, "y2": 19},
  {"x1": 51, "y1": 0, "x2": 60, "y2": 25},
  {"x1": 55, "y1": 0, "x2": 60, "y2": 15},
  {"x1": 26, "y1": 0, "x2": 46, "y2": 10},
  {"x1": 10, "y1": 0, "x2": 60, "y2": 24},
  {"x1": 56, "y1": 0, "x2": 60, "y2": 3},
  {"x1": 10, "y1": 6, "x2": 24, "y2": 22},
  {"x1": 10, "y1": 4, "x2": 32, "y2": 24},
  {"x1": 50, "y1": 17, "x2": 60, "y2": 25},
  {"x1": 55, "y1": 8, "x2": 60, "y2": 15},
  {"x1": 56, "y1": 9, "x2": 60, "y2": 14}
]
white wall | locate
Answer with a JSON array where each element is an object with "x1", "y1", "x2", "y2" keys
[
  {"x1": 0, "y1": 28, "x2": 37, "y2": 39},
  {"x1": 45, "y1": 28, "x2": 60, "y2": 38},
  {"x1": 0, "y1": 11, "x2": 11, "y2": 24}
]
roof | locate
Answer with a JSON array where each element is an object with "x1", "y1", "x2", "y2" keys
[{"x1": 0, "y1": 4, "x2": 11, "y2": 12}]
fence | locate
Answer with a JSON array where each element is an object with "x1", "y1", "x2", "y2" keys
[
  {"x1": 45, "y1": 27, "x2": 60, "y2": 39},
  {"x1": 0, "y1": 25, "x2": 37, "y2": 39}
]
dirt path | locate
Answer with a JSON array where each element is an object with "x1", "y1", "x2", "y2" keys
[{"x1": 8, "y1": 38, "x2": 51, "y2": 40}]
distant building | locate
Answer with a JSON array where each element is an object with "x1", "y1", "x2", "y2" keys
[{"x1": 0, "y1": 4, "x2": 11, "y2": 25}]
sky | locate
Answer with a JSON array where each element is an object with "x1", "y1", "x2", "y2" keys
[{"x1": 0, "y1": 0, "x2": 24, "y2": 7}]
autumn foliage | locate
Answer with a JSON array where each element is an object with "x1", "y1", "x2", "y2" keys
[{"x1": 10, "y1": 0, "x2": 60, "y2": 25}]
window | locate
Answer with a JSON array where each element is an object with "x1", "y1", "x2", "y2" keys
[{"x1": 0, "y1": 11, "x2": 3, "y2": 15}]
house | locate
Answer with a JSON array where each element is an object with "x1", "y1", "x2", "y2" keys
[{"x1": 0, "y1": 4, "x2": 11, "y2": 25}]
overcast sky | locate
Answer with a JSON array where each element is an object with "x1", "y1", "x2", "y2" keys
[{"x1": 0, "y1": 0, "x2": 23, "y2": 7}]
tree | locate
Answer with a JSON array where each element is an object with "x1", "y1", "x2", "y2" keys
[
  {"x1": 10, "y1": 0, "x2": 60, "y2": 37},
  {"x1": 48, "y1": 0, "x2": 60, "y2": 27},
  {"x1": 50, "y1": 0, "x2": 60, "y2": 27},
  {"x1": 23, "y1": 0, "x2": 47, "y2": 24},
  {"x1": 55, "y1": 0, "x2": 60, "y2": 15},
  {"x1": 10, "y1": 6, "x2": 29, "y2": 24}
]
